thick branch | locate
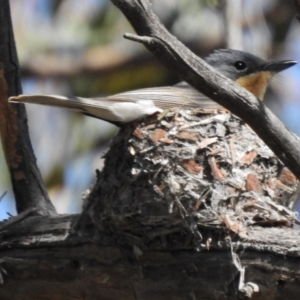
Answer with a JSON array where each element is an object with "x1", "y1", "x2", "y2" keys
[
  {"x1": 0, "y1": 0, "x2": 56, "y2": 215},
  {"x1": 110, "y1": 0, "x2": 300, "y2": 179},
  {"x1": 0, "y1": 215, "x2": 300, "y2": 299}
]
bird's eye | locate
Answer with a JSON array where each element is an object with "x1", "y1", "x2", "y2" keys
[{"x1": 234, "y1": 61, "x2": 247, "y2": 70}]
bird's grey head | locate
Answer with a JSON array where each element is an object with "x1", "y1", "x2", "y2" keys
[{"x1": 204, "y1": 49, "x2": 296, "y2": 81}]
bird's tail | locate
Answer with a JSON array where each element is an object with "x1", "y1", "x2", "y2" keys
[
  {"x1": 9, "y1": 94, "x2": 121, "y2": 121},
  {"x1": 9, "y1": 85, "x2": 224, "y2": 123},
  {"x1": 9, "y1": 94, "x2": 87, "y2": 113},
  {"x1": 8, "y1": 94, "x2": 162, "y2": 123}
]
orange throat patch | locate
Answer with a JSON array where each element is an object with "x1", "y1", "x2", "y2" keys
[{"x1": 235, "y1": 71, "x2": 273, "y2": 100}]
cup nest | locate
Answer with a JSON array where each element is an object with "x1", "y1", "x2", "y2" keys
[{"x1": 83, "y1": 108, "x2": 299, "y2": 249}]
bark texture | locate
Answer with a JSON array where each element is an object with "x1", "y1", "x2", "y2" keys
[
  {"x1": 1, "y1": 214, "x2": 300, "y2": 300},
  {"x1": 0, "y1": 0, "x2": 56, "y2": 215}
]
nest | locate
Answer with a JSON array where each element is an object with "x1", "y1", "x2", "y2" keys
[{"x1": 84, "y1": 108, "x2": 299, "y2": 249}]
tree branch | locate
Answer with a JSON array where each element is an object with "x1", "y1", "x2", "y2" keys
[
  {"x1": 110, "y1": 0, "x2": 300, "y2": 179},
  {"x1": 0, "y1": 0, "x2": 56, "y2": 215},
  {"x1": 0, "y1": 215, "x2": 300, "y2": 299}
]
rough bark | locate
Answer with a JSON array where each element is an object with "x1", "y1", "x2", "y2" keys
[
  {"x1": 0, "y1": 0, "x2": 56, "y2": 215},
  {"x1": 1, "y1": 215, "x2": 300, "y2": 300}
]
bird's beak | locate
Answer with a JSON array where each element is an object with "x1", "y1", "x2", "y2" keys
[{"x1": 262, "y1": 60, "x2": 297, "y2": 73}]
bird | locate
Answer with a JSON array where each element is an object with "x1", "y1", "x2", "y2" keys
[{"x1": 9, "y1": 49, "x2": 296, "y2": 124}]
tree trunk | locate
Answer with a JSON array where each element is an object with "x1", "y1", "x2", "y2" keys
[{"x1": 0, "y1": 214, "x2": 300, "y2": 300}]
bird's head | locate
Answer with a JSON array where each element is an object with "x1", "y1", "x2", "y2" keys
[{"x1": 205, "y1": 49, "x2": 297, "y2": 100}]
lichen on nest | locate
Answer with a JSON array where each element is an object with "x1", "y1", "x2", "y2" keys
[{"x1": 88, "y1": 107, "x2": 299, "y2": 246}]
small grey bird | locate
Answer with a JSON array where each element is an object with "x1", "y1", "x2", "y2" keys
[{"x1": 9, "y1": 49, "x2": 296, "y2": 124}]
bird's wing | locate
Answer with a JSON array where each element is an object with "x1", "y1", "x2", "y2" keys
[
  {"x1": 9, "y1": 84, "x2": 223, "y2": 123},
  {"x1": 106, "y1": 84, "x2": 222, "y2": 110}
]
